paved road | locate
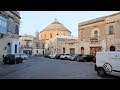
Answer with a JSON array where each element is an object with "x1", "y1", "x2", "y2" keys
[{"x1": 0, "y1": 56, "x2": 119, "y2": 79}]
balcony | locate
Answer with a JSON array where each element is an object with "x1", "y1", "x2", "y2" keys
[
  {"x1": 90, "y1": 37, "x2": 99, "y2": 42},
  {"x1": 23, "y1": 45, "x2": 32, "y2": 49},
  {"x1": 89, "y1": 37, "x2": 101, "y2": 46}
]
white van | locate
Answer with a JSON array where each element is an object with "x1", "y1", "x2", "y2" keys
[{"x1": 95, "y1": 51, "x2": 120, "y2": 77}]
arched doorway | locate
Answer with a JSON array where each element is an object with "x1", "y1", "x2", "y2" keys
[
  {"x1": 7, "y1": 42, "x2": 11, "y2": 55},
  {"x1": 81, "y1": 47, "x2": 84, "y2": 55},
  {"x1": 110, "y1": 46, "x2": 115, "y2": 51},
  {"x1": 43, "y1": 50, "x2": 44, "y2": 55}
]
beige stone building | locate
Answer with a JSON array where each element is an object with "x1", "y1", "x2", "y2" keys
[
  {"x1": 78, "y1": 12, "x2": 120, "y2": 56},
  {"x1": 19, "y1": 34, "x2": 44, "y2": 56},
  {"x1": 38, "y1": 19, "x2": 78, "y2": 55},
  {"x1": 49, "y1": 35, "x2": 79, "y2": 54},
  {"x1": 0, "y1": 11, "x2": 21, "y2": 61}
]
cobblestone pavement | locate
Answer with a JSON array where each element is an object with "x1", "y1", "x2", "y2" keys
[{"x1": 0, "y1": 56, "x2": 119, "y2": 79}]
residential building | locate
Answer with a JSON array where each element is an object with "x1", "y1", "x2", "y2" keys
[
  {"x1": 49, "y1": 35, "x2": 79, "y2": 54},
  {"x1": 0, "y1": 11, "x2": 21, "y2": 61},
  {"x1": 19, "y1": 34, "x2": 44, "y2": 56},
  {"x1": 78, "y1": 12, "x2": 120, "y2": 56}
]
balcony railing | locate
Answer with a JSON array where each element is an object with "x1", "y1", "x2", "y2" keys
[
  {"x1": 90, "y1": 37, "x2": 99, "y2": 42},
  {"x1": 23, "y1": 45, "x2": 32, "y2": 49}
]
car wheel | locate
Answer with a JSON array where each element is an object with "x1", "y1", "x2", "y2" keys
[
  {"x1": 4, "y1": 62, "x2": 7, "y2": 64},
  {"x1": 97, "y1": 68, "x2": 106, "y2": 77},
  {"x1": 84, "y1": 59, "x2": 86, "y2": 62},
  {"x1": 16, "y1": 61, "x2": 18, "y2": 64},
  {"x1": 21, "y1": 60, "x2": 23, "y2": 63},
  {"x1": 74, "y1": 58, "x2": 77, "y2": 61},
  {"x1": 13, "y1": 61, "x2": 15, "y2": 64},
  {"x1": 76, "y1": 58, "x2": 80, "y2": 62},
  {"x1": 65, "y1": 57, "x2": 67, "y2": 60}
]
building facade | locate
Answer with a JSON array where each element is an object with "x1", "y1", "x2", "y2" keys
[
  {"x1": 19, "y1": 34, "x2": 44, "y2": 56},
  {"x1": 0, "y1": 11, "x2": 21, "y2": 61},
  {"x1": 49, "y1": 35, "x2": 79, "y2": 54},
  {"x1": 38, "y1": 19, "x2": 74, "y2": 54},
  {"x1": 78, "y1": 12, "x2": 120, "y2": 56}
]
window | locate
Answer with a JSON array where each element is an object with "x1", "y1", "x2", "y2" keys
[
  {"x1": 50, "y1": 33, "x2": 52, "y2": 38},
  {"x1": 26, "y1": 42, "x2": 29, "y2": 47},
  {"x1": 36, "y1": 50, "x2": 38, "y2": 54},
  {"x1": 81, "y1": 31, "x2": 83, "y2": 41},
  {"x1": 42, "y1": 44, "x2": 44, "y2": 49},
  {"x1": 94, "y1": 31, "x2": 98, "y2": 37},
  {"x1": 15, "y1": 44, "x2": 17, "y2": 53},
  {"x1": 36, "y1": 43, "x2": 39, "y2": 48},
  {"x1": 63, "y1": 48, "x2": 65, "y2": 53},
  {"x1": 15, "y1": 25, "x2": 19, "y2": 35},
  {"x1": 0, "y1": 15, "x2": 7, "y2": 34},
  {"x1": 109, "y1": 25, "x2": 114, "y2": 35},
  {"x1": 81, "y1": 47, "x2": 84, "y2": 55}
]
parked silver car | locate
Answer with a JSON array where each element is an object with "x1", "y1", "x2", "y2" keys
[
  {"x1": 60, "y1": 54, "x2": 71, "y2": 60},
  {"x1": 20, "y1": 53, "x2": 28, "y2": 60}
]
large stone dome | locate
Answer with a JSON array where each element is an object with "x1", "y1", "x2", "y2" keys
[
  {"x1": 39, "y1": 19, "x2": 71, "y2": 40},
  {"x1": 40, "y1": 19, "x2": 71, "y2": 33}
]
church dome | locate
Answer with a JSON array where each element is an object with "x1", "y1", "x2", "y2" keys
[
  {"x1": 40, "y1": 19, "x2": 71, "y2": 33},
  {"x1": 39, "y1": 19, "x2": 71, "y2": 40}
]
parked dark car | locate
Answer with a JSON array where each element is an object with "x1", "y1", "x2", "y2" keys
[
  {"x1": 54, "y1": 54, "x2": 61, "y2": 59},
  {"x1": 3, "y1": 54, "x2": 23, "y2": 64},
  {"x1": 70, "y1": 54, "x2": 82, "y2": 61},
  {"x1": 44, "y1": 54, "x2": 50, "y2": 58},
  {"x1": 76, "y1": 55, "x2": 95, "y2": 62}
]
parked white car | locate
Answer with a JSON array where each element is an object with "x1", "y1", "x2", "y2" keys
[
  {"x1": 60, "y1": 54, "x2": 70, "y2": 60},
  {"x1": 20, "y1": 53, "x2": 28, "y2": 60},
  {"x1": 95, "y1": 51, "x2": 120, "y2": 77},
  {"x1": 49, "y1": 54, "x2": 56, "y2": 59},
  {"x1": 50, "y1": 54, "x2": 56, "y2": 59}
]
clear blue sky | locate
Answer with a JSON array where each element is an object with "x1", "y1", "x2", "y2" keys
[{"x1": 20, "y1": 11, "x2": 119, "y2": 37}]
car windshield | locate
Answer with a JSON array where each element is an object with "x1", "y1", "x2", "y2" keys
[
  {"x1": 72, "y1": 55, "x2": 77, "y2": 57},
  {"x1": 15, "y1": 54, "x2": 20, "y2": 57},
  {"x1": 82, "y1": 55, "x2": 87, "y2": 57}
]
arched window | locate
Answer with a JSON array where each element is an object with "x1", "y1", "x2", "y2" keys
[
  {"x1": 15, "y1": 44, "x2": 17, "y2": 53},
  {"x1": 7, "y1": 42, "x2": 11, "y2": 54},
  {"x1": 15, "y1": 25, "x2": 19, "y2": 35},
  {"x1": 63, "y1": 48, "x2": 65, "y2": 53},
  {"x1": 81, "y1": 47, "x2": 84, "y2": 55},
  {"x1": 109, "y1": 25, "x2": 114, "y2": 35},
  {"x1": 94, "y1": 31, "x2": 98, "y2": 37}
]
